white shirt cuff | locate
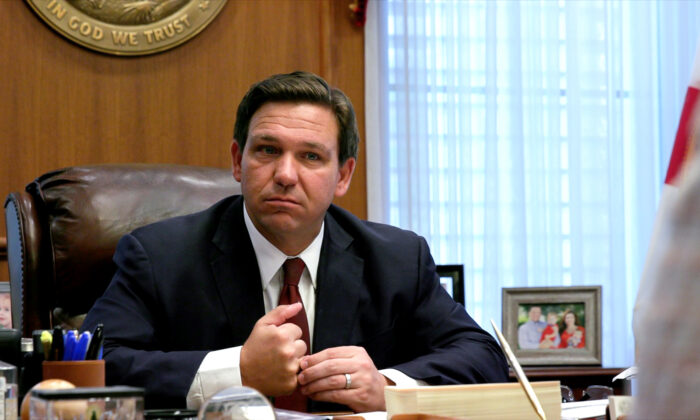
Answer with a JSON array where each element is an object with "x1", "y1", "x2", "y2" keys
[
  {"x1": 186, "y1": 352, "x2": 426, "y2": 408},
  {"x1": 380, "y1": 368, "x2": 428, "y2": 387},
  {"x1": 186, "y1": 346, "x2": 243, "y2": 409}
]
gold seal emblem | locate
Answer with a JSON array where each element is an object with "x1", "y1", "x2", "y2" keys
[{"x1": 26, "y1": 0, "x2": 228, "y2": 56}]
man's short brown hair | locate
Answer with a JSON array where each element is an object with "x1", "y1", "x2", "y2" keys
[{"x1": 233, "y1": 71, "x2": 359, "y2": 164}]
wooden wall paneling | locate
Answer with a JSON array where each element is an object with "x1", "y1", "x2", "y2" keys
[
  {"x1": 0, "y1": 0, "x2": 366, "y2": 281},
  {"x1": 322, "y1": 0, "x2": 367, "y2": 218}
]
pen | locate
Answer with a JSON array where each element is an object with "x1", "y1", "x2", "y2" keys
[
  {"x1": 62, "y1": 330, "x2": 76, "y2": 361},
  {"x1": 491, "y1": 319, "x2": 547, "y2": 420},
  {"x1": 73, "y1": 331, "x2": 91, "y2": 361},
  {"x1": 85, "y1": 323, "x2": 104, "y2": 361},
  {"x1": 40, "y1": 330, "x2": 52, "y2": 361},
  {"x1": 49, "y1": 326, "x2": 64, "y2": 361},
  {"x1": 32, "y1": 330, "x2": 45, "y2": 362}
]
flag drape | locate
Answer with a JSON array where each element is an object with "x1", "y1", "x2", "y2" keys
[{"x1": 634, "y1": 36, "x2": 700, "y2": 348}]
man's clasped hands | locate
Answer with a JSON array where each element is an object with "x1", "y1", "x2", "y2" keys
[{"x1": 239, "y1": 302, "x2": 391, "y2": 412}]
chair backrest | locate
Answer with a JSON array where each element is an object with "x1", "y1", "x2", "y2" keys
[{"x1": 4, "y1": 164, "x2": 240, "y2": 337}]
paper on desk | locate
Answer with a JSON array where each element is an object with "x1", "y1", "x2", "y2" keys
[
  {"x1": 560, "y1": 399, "x2": 608, "y2": 420},
  {"x1": 612, "y1": 366, "x2": 637, "y2": 382}
]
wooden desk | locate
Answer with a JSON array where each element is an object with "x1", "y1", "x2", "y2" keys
[{"x1": 509, "y1": 366, "x2": 628, "y2": 400}]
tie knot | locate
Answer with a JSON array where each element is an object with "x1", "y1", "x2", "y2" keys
[{"x1": 283, "y1": 258, "x2": 306, "y2": 287}]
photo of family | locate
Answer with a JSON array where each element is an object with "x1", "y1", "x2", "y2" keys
[
  {"x1": 0, "y1": 288, "x2": 11, "y2": 329},
  {"x1": 503, "y1": 285, "x2": 600, "y2": 365},
  {"x1": 517, "y1": 303, "x2": 586, "y2": 350}
]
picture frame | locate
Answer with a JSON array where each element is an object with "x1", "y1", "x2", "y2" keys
[
  {"x1": 436, "y1": 264, "x2": 465, "y2": 305},
  {"x1": 0, "y1": 283, "x2": 11, "y2": 330},
  {"x1": 502, "y1": 286, "x2": 601, "y2": 366}
]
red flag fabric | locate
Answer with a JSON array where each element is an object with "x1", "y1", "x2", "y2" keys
[
  {"x1": 664, "y1": 41, "x2": 700, "y2": 185},
  {"x1": 635, "y1": 37, "x2": 700, "y2": 356},
  {"x1": 633, "y1": 38, "x2": 700, "y2": 418},
  {"x1": 665, "y1": 87, "x2": 700, "y2": 185}
]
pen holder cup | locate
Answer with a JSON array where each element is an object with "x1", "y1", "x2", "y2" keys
[{"x1": 42, "y1": 360, "x2": 105, "y2": 387}]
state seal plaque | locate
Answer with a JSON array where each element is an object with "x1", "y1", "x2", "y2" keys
[{"x1": 26, "y1": 0, "x2": 228, "y2": 56}]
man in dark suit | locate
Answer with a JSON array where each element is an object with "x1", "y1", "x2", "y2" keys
[{"x1": 81, "y1": 71, "x2": 508, "y2": 412}]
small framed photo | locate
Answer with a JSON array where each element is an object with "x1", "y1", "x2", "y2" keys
[
  {"x1": 437, "y1": 265, "x2": 464, "y2": 305},
  {"x1": 0, "y1": 283, "x2": 11, "y2": 330},
  {"x1": 502, "y1": 286, "x2": 601, "y2": 366}
]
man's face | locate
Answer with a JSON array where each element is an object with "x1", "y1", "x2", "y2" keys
[
  {"x1": 232, "y1": 101, "x2": 355, "y2": 254},
  {"x1": 529, "y1": 306, "x2": 542, "y2": 322}
]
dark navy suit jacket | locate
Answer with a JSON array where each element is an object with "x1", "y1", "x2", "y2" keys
[{"x1": 82, "y1": 195, "x2": 508, "y2": 409}]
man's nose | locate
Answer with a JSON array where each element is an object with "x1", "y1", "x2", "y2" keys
[{"x1": 273, "y1": 153, "x2": 299, "y2": 186}]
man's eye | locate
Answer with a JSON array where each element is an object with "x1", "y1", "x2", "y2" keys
[
  {"x1": 305, "y1": 152, "x2": 320, "y2": 161},
  {"x1": 260, "y1": 146, "x2": 277, "y2": 154}
]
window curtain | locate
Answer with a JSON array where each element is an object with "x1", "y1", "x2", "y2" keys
[{"x1": 365, "y1": 0, "x2": 700, "y2": 367}]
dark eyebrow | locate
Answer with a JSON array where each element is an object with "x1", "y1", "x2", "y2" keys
[
  {"x1": 300, "y1": 141, "x2": 332, "y2": 155},
  {"x1": 250, "y1": 134, "x2": 279, "y2": 143},
  {"x1": 250, "y1": 135, "x2": 333, "y2": 155}
]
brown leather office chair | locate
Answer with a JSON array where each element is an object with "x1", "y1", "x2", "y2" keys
[{"x1": 4, "y1": 164, "x2": 240, "y2": 337}]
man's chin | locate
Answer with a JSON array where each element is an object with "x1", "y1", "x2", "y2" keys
[{"x1": 257, "y1": 213, "x2": 303, "y2": 233}]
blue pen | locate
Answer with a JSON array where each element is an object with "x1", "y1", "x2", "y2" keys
[
  {"x1": 72, "y1": 331, "x2": 91, "y2": 361},
  {"x1": 62, "y1": 330, "x2": 76, "y2": 361}
]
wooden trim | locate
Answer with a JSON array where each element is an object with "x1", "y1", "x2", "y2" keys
[
  {"x1": 518, "y1": 367, "x2": 625, "y2": 378},
  {"x1": 0, "y1": 236, "x2": 6, "y2": 260}
]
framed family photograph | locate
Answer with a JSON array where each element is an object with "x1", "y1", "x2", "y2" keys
[
  {"x1": 0, "y1": 283, "x2": 11, "y2": 330},
  {"x1": 437, "y1": 264, "x2": 464, "y2": 305},
  {"x1": 502, "y1": 286, "x2": 601, "y2": 366}
]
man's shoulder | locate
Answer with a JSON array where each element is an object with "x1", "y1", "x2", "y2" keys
[{"x1": 326, "y1": 204, "x2": 421, "y2": 241}]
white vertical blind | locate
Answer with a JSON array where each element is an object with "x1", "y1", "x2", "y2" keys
[{"x1": 365, "y1": 0, "x2": 700, "y2": 367}]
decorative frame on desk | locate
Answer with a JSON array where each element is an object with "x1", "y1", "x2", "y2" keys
[
  {"x1": 0, "y1": 283, "x2": 11, "y2": 330},
  {"x1": 436, "y1": 264, "x2": 464, "y2": 305},
  {"x1": 502, "y1": 286, "x2": 601, "y2": 366}
]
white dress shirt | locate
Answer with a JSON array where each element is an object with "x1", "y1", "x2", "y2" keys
[{"x1": 186, "y1": 204, "x2": 422, "y2": 409}]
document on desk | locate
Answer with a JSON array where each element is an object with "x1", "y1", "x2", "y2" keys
[
  {"x1": 611, "y1": 366, "x2": 637, "y2": 382},
  {"x1": 560, "y1": 399, "x2": 608, "y2": 420}
]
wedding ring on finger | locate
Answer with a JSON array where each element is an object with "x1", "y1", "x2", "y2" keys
[{"x1": 344, "y1": 373, "x2": 352, "y2": 389}]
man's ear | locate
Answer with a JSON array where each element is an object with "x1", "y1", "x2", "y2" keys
[
  {"x1": 231, "y1": 141, "x2": 243, "y2": 182},
  {"x1": 334, "y1": 157, "x2": 356, "y2": 197}
]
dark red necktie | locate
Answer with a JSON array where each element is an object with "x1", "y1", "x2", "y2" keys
[{"x1": 274, "y1": 258, "x2": 310, "y2": 412}]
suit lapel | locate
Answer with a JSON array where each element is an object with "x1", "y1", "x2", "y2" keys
[
  {"x1": 313, "y1": 214, "x2": 364, "y2": 352},
  {"x1": 209, "y1": 197, "x2": 266, "y2": 343},
  {"x1": 206, "y1": 200, "x2": 365, "y2": 350}
]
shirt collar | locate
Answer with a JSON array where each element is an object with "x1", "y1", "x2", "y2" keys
[{"x1": 243, "y1": 202, "x2": 323, "y2": 290}]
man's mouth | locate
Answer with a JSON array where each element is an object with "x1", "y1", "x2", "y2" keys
[{"x1": 265, "y1": 196, "x2": 300, "y2": 207}]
